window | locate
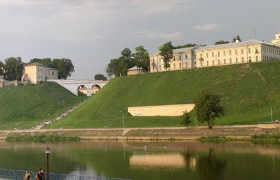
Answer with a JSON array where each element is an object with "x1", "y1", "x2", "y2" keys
[
  {"x1": 256, "y1": 56, "x2": 258, "y2": 61},
  {"x1": 218, "y1": 52, "x2": 220, "y2": 57},
  {"x1": 185, "y1": 55, "x2": 188, "y2": 59},
  {"x1": 207, "y1": 61, "x2": 209, "y2": 66},
  {"x1": 229, "y1": 50, "x2": 232, "y2": 55},
  {"x1": 179, "y1": 55, "x2": 181, "y2": 60},
  {"x1": 242, "y1": 57, "x2": 244, "y2": 62},
  {"x1": 235, "y1": 50, "x2": 238, "y2": 55},
  {"x1": 223, "y1": 51, "x2": 226, "y2": 56},
  {"x1": 52, "y1": 72, "x2": 54, "y2": 75},
  {"x1": 248, "y1": 48, "x2": 251, "y2": 54},
  {"x1": 230, "y1": 58, "x2": 232, "y2": 64},
  {"x1": 206, "y1": 53, "x2": 209, "y2": 58},
  {"x1": 179, "y1": 63, "x2": 181, "y2": 68},
  {"x1": 236, "y1": 58, "x2": 238, "y2": 63},
  {"x1": 224, "y1": 59, "x2": 226, "y2": 64},
  {"x1": 212, "y1": 52, "x2": 214, "y2": 57}
]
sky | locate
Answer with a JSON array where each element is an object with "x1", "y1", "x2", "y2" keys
[{"x1": 0, "y1": 0, "x2": 280, "y2": 80}]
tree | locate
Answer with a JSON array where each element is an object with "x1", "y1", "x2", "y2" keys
[
  {"x1": 181, "y1": 111, "x2": 191, "y2": 129},
  {"x1": 133, "y1": 45, "x2": 150, "y2": 71},
  {"x1": 94, "y1": 74, "x2": 107, "y2": 81},
  {"x1": 214, "y1": 40, "x2": 230, "y2": 45},
  {"x1": 121, "y1": 48, "x2": 134, "y2": 74},
  {"x1": 194, "y1": 88, "x2": 223, "y2": 129},
  {"x1": 30, "y1": 58, "x2": 52, "y2": 67},
  {"x1": 0, "y1": 61, "x2": 4, "y2": 76},
  {"x1": 3, "y1": 57, "x2": 24, "y2": 81},
  {"x1": 173, "y1": 43, "x2": 197, "y2": 49},
  {"x1": 51, "y1": 58, "x2": 75, "y2": 79},
  {"x1": 159, "y1": 42, "x2": 173, "y2": 71},
  {"x1": 106, "y1": 58, "x2": 123, "y2": 77},
  {"x1": 232, "y1": 35, "x2": 242, "y2": 43}
]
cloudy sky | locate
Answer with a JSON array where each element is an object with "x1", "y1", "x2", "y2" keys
[{"x1": 1, "y1": 0, "x2": 280, "y2": 79}]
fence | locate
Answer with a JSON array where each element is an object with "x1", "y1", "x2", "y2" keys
[{"x1": 0, "y1": 169, "x2": 130, "y2": 180}]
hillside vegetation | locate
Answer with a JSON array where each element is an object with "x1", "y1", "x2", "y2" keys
[
  {"x1": 49, "y1": 61, "x2": 280, "y2": 129},
  {"x1": 0, "y1": 82, "x2": 86, "y2": 130}
]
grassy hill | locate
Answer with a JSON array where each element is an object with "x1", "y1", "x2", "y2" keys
[
  {"x1": 49, "y1": 61, "x2": 280, "y2": 129},
  {"x1": 0, "y1": 82, "x2": 86, "y2": 130}
]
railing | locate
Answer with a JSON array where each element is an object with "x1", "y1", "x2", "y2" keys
[{"x1": 0, "y1": 169, "x2": 130, "y2": 180}]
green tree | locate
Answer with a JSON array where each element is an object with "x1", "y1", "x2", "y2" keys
[
  {"x1": 173, "y1": 43, "x2": 197, "y2": 49},
  {"x1": 94, "y1": 74, "x2": 107, "y2": 81},
  {"x1": 194, "y1": 88, "x2": 223, "y2": 129},
  {"x1": 3, "y1": 57, "x2": 24, "y2": 81},
  {"x1": 214, "y1": 40, "x2": 230, "y2": 45},
  {"x1": 181, "y1": 111, "x2": 191, "y2": 129},
  {"x1": 30, "y1": 58, "x2": 52, "y2": 67},
  {"x1": 121, "y1": 48, "x2": 135, "y2": 74},
  {"x1": 232, "y1": 35, "x2": 242, "y2": 43},
  {"x1": 159, "y1": 42, "x2": 173, "y2": 71},
  {"x1": 51, "y1": 58, "x2": 75, "y2": 79},
  {"x1": 133, "y1": 45, "x2": 150, "y2": 71},
  {"x1": 106, "y1": 58, "x2": 123, "y2": 77},
  {"x1": 0, "y1": 61, "x2": 4, "y2": 76}
]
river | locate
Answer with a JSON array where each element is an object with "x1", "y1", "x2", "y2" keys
[{"x1": 0, "y1": 141, "x2": 279, "y2": 180}]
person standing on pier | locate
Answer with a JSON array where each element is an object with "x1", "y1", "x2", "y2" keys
[
  {"x1": 36, "y1": 168, "x2": 45, "y2": 180},
  {"x1": 24, "y1": 170, "x2": 31, "y2": 180}
]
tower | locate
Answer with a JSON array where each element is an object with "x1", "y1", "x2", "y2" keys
[{"x1": 271, "y1": 33, "x2": 280, "y2": 46}]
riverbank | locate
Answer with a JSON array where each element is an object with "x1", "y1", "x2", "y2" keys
[{"x1": 1, "y1": 124, "x2": 280, "y2": 141}]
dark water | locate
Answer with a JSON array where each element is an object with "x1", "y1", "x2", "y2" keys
[{"x1": 0, "y1": 141, "x2": 279, "y2": 180}]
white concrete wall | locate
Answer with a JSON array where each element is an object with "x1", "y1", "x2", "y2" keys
[
  {"x1": 48, "y1": 79, "x2": 108, "y2": 96},
  {"x1": 128, "y1": 104, "x2": 195, "y2": 116}
]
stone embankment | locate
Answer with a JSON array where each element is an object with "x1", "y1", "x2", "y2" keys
[{"x1": 1, "y1": 124, "x2": 280, "y2": 141}]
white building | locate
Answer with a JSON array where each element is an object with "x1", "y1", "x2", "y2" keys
[{"x1": 150, "y1": 33, "x2": 280, "y2": 72}]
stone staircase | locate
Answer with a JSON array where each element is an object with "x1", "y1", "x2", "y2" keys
[{"x1": 33, "y1": 99, "x2": 87, "y2": 130}]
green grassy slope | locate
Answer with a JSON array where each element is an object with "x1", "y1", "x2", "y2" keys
[
  {"x1": 0, "y1": 82, "x2": 86, "y2": 130},
  {"x1": 50, "y1": 61, "x2": 280, "y2": 128}
]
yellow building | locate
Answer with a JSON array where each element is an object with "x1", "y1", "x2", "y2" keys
[
  {"x1": 150, "y1": 33, "x2": 280, "y2": 72},
  {"x1": 21, "y1": 62, "x2": 58, "y2": 84}
]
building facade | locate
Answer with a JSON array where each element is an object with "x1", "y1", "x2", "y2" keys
[
  {"x1": 150, "y1": 33, "x2": 280, "y2": 72},
  {"x1": 21, "y1": 62, "x2": 58, "y2": 84}
]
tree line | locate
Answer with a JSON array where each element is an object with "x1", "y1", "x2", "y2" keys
[
  {"x1": 0, "y1": 57, "x2": 75, "y2": 81},
  {"x1": 106, "y1": 45, "x2": 150, "y2": 77}
]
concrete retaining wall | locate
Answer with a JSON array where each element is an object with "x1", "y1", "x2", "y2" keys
[{"x1": 128, "y1": 104, "x2": 195, "y2": 116}]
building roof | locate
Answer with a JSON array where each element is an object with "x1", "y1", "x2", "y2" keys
[
  {"x1": 150, "y1": 39, "x2": 278, "y2": 56},
  {"x1": 24, "y1": 62, "x2": 45, "y2": 67},
  {"x1": 128, "y1": 66, "x2": 142, "y2": 70},
  {"x1": 196, "y1": 39, "x2": 272, "y2": 51}
]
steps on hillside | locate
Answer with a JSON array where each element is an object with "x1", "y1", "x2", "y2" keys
[{"x1": 33, "y1": 99, "x2": 87, "y2": 130}]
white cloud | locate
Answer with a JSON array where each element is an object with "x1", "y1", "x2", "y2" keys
[
  {"x1": 193, "y1": 24, "x2": 221, "y2": 31},
  {"x1": 137, "y1": 29, "x2": 184, "y2": 40}
]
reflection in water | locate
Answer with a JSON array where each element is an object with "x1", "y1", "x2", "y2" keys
[
  {"x1": 130, "y1": 154, "x2": 185, "y2": 170},
  {"x1": 0, "y1": 141, "x2": 279, "y2": 180},
  {"x1": 197, "y1": 148, "x2": 226, "y2": 180}
]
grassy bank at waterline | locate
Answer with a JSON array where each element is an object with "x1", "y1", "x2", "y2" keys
[{"x1": 1, "y1": 125, "x2": 280, "y2": 142}]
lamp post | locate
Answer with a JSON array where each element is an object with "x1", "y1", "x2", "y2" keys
[
  {"x1": 120, "y1": 111, "x2": 125, "y2": 128},
  {"x1": 45, "y1": 147, "x2": 51, "y2": 180},
  {"x1": 269, "y1": 103, "x2": 273, "y2": 124}
]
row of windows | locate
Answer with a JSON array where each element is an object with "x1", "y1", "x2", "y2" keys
[
  {"x1": 199, "y1": 48, "x2": 259, "y2": 59},
  {"x1": 152, "y1": 46, "x2": 280, "y2": 64},
  {"x1": 264, "y1": 47, "x2": 280, "y2": 55}
]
